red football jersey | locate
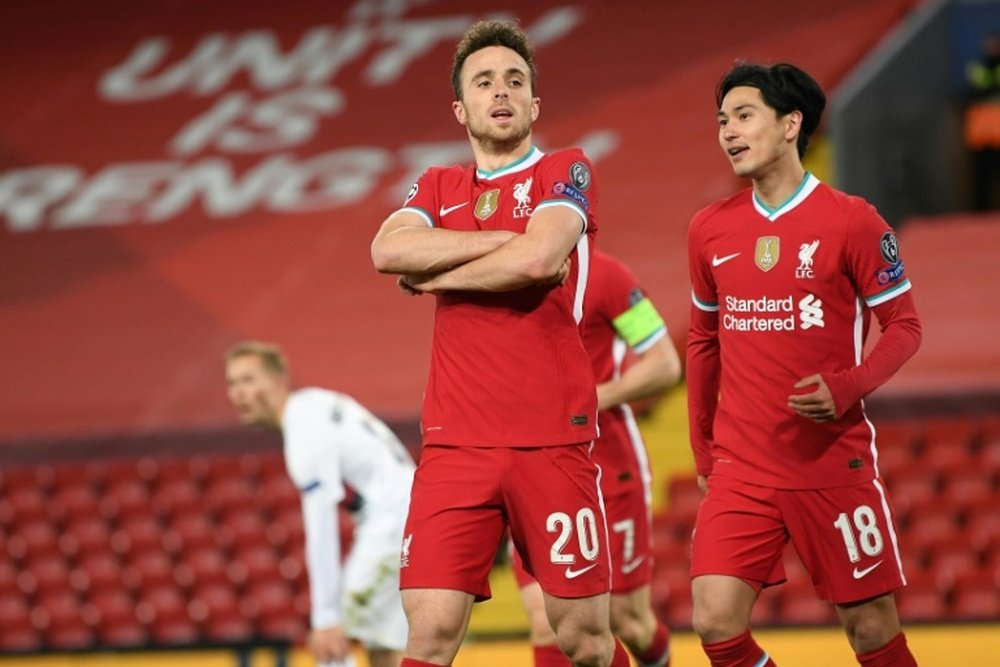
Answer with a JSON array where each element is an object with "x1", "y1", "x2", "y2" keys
[
  {"x1": 687, "y1": 175, "x2": 913, "y2": 489},
  {"x1": 582, "y1": 250, "x2": 667, "y2": 499},
  {"x1": 399, "y1": 147, "x2": 599, "y2": 447}
]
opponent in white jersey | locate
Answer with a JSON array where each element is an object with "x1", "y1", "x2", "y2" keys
[{"x1": 226, "y1": 341, "x2": 413, "y2": 667}]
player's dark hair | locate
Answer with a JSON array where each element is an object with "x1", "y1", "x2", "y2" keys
[
  {"x1": 716, "y1": 62, "x2": 826, "y2": 158},
  {"x1": 452, "y1": 20, "x2": 536, "y2": 101}
]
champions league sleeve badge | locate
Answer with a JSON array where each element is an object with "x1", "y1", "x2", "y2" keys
[
  {"x1": 404, "y1": 182, "x2": 418, "y2": 205},
  {"x1": 569, "y1": 161, "x2": 591, "y2": 191}
]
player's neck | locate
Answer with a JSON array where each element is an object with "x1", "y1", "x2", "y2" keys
[
  {"x1": 271, "y1": 391, "x2": 290, "y2": 430},
  {"x1": 471, "y1": 135, "x2": 534, "y2": 173},
  {"x1": 752, "y1": 163, "x2": 807, "y2": 210}
]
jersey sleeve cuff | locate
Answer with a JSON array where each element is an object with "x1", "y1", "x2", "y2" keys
[
  {"x1": 397, "y1": 206, "x2": 434, "y2": 227},
  {"x1": 691, "y1": 290, "x2": 719, "y2": 312},
  {"x1": 864, "y1": 278, "x2": 911, "y2": 307},
  {"x1": 535, "y1": 199, "x2": 588, "y2": 233}
]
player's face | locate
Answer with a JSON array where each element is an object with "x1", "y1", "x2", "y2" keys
[
  {"x1": 453, "y1": 45, "x2": 539, "y2": 152},
  {"x1": 718, "y1": 86, "x2": 800, "y2": 179},
  {"x1": 225, "y1": 355, "x2": 283, "y2": 427}
]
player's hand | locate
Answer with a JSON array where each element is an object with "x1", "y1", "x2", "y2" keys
[
  {"x1": 553, "y1": 257, "x2": 571, "y2": 285},
  {"x1": 397, "y1": 275, "x2": 424, "y2": 296},
  {"x1": 308, "y1": 625, "x2": 351, "y2": 663},
  {"x1": 788, "y1": 374, "x2": 837, "y2": 423},
  {"x1": 697, "y1": 475, "x2": 708, "y2": 494}
]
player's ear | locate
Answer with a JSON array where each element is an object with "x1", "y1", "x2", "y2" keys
[
  {"x1": 784, "y1": 109, "x2": 802, "y2": 142},
  {"x1": 531, "y1": 96, "x2": 540, "y2": 122},
  {"x1": 453, "y1": 99, "x2": 467, "y2": 126}
]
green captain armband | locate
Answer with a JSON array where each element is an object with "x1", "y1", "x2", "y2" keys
[{"x1": 612, "y1": 297, "x2": 666, "y2": 349}]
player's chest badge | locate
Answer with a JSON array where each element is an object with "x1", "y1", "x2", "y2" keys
[
  {"x1": 755, "y1": 235, "x2": 780, "y2": 272},
  {"x1": 475, "y1": 188, "x2": 500, "y2": 221}
]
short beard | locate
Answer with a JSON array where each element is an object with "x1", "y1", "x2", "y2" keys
[{"x1": 468, "y1": 123, "x2": 531, "y2": 156}]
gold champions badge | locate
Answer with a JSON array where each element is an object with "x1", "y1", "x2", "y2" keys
[
  {"x1": 475, "y1": 189, "x2": 500, "y2": 220},
  {"x1": 755, "y1": 236, "x2": 780, "y2": 272}
]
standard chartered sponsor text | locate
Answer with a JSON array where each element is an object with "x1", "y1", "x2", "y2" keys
[{"x1": 723, "y1": 295, "x2": 796, "y2": 331}]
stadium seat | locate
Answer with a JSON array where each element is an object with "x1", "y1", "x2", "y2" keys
[
  {"x1": 966, "y1": 500, "x2": 1000, "y2": 550},
  {"x1": 76, "y1": 552, "x2": 125, "y2": 594},
  {"x1": 776, "y1": 579, "x2": 836, "y2": 625},
  {"x1": 896, "y1": 573, "x2": 947, "y2": 622},
  {"x1": 884, "y1": 471, "x2": 938, "y2": 520},
  {"x1": 0, "y1": 558, "x2": 18, "y2": 596},
  {"x1": 0, "y1": 593, "x2": 31, "y2": 627},
  {"x1": 256, "y1": 613, "x2": 307, "y2": 644},
  {"x1": 25, "y1": 553, "x2": 72, "y2": 596},
  {"x1": 5, "y1": 487, "x2": 48, "y2": 526},
  {"x1": 88, "y1": 589, "x2": 136, "y2": 628},
  {"x1": 36, "y1": 590, "x2": 92, "y2": 649},
  {"x1": 49, "y1": 484, "x2": 102, "y2": 524},
  {"x1": 165, "y1": 513, "x2": 217, "y2": 554},
  {"x1": 203, "y1": 477, "x2": 255, "y2": 513},
  {"x1": 949, "y1": 570, "x2": 1000, "y2": 620},
  {"x1": 873, "y1": 421, "x2": 919, "y2": 450},
  {"x1": 940, "y1": 468, "x2": 997, "y2": 509},
  {"x1": 234, "y1": 543, "x2": 282, "y2": 582},
  {"x1": 203, "y1": 613, "x2": 254, "y2": 643},
  {"x1": 217, "y1": 507, "x2": 269, "y2": 551},
  {"x1": 99, "y1": 480, "x2": 151, "y2": 522},
  {"x1": 273, "y1": 506, "x2": 305, "y2": 547},
  {"x1": 664, "y1": 475, "x2": 703, "y2": 522},
  {"x1": 0, "y1": 625, "x2": 42, "y2": 652},
  {"x1": 136, "y1": 585, "x2": 189, "y2": 628},
  {"x1": 68, "y1": 515, "x2": 115, "y2": 558},
  {"x1": 258, "y1": 475, "x2": 300, "y2": 514},
  {"x1": 191, "y1": 581, "x2": 241, "y2": 618},
  {"x1": 97, "y1": 619, "x2": 148, "y2": 648},
  {"x1": 899, "y1": 500, "x2": 957, "y2": 547},
  {"x1": 123, "y1": 550, "x2": 176, "y2": 590},
  {"x1": 0, "y1": 466, "x2": 41, "y2": 494},
  {"x1": 150, "y1": 478, "x2": 203, "y2": 518},
  {"x1": 15, "y1": 521, "x2": 60, "y2": 558},
  {"x1": 179, "y1": 546, "x2": 230, "y2": 587},
  {"x1": 114, "y1": 515, "x2": 166, "y2": 557}
]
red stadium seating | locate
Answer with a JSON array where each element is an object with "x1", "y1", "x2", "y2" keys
[{"x1": 150, "y1": 479, "x2": 203, "y2": 518}]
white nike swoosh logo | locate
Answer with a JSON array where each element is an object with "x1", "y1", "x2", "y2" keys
[
  {"x1": 565, "y1": 563, "x2": 598, "y2": 579},
  {"x1": 621, "y1": 555, "x2": 647, "y2": 574},
  {"x1": 439, "y1": 202, "x2": 468, "y2": 217},
  {"x1": 712, "y1": 252, "x2": 740, "y2": 267},
  {"x1": 852, "y1": 561, "x2": 883, "y2": 579}
]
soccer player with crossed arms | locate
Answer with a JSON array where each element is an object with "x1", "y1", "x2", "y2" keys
[{"x1": 371, "y1": 19, "x2": 631, "y2": 667}]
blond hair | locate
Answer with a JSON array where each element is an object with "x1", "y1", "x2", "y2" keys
[{"x1": 225, "y1": 341, "x2": 288, "y2": 377}]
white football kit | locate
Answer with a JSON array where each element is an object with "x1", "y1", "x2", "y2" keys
[{"x1": 282, "y1": 388, "x2": 414, "y2": 650}]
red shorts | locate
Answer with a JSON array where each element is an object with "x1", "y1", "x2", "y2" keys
[
  {"x1": 691, "y1": 475, "x2": 907, "y2": 603},
  {"x1": 512, "y1": 485, "x2": 652, "y2": 593},
  {"x1": 400, "y1": 444, "x2": 612, "y2": 600}
]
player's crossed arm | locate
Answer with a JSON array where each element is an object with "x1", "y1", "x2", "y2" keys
[{"x1": 371, "y1": 209, "x2": 516, "y2": 276}]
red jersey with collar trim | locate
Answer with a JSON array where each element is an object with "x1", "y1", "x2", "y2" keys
[
  {"x1": 583, "y1": 250, "x2": 666, "y2": 498},
  {"x1": 687, "y1": 174, "x2": 914, "y2": 488},
  {"x1": 397, "y1": 147, "x2": 599, "y2": 447}
]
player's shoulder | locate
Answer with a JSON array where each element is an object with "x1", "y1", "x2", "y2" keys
[
  {"x1": 418, "y1": 163, "x2": 473, "y2": 186},
  {"x1": 690, "y1": 187, "x2": 752, "y2": 229},
  {"x1": 590, "y1": 249, "x2": 631, "y2": 282},
  {"x1": 814, "y1": 181, "x2": 877, "y2": 214}
]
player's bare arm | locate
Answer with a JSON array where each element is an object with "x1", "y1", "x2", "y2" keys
[
  {"x1": 597, "y1": 336, "x2": 681, "y2": 411},
  {"x1": 405, "y1": 204, "x2": 581, "y2": 293},
  {"x1": 371, "y1": 209, "x2": 517, "y2": 275}
]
